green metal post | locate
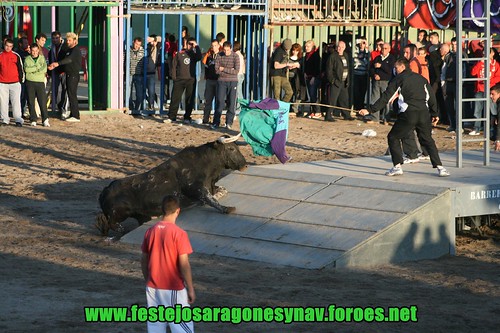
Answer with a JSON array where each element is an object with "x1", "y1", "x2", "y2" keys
[
  {"x1": 107, "y1": 6, "x2": 111, "y2": 109},
  {"x1": 70, "y1": 6, "x2": 75, "y2": 31},
  {"x1": 32, "y1": 6, "x2": 38, "y2": 39},
  {"x1": 88, "y1": 7, "x2": 93, "y2": 111},
  {"x1": 13, "y1": 5, "x2": 18, "y2": 39}
]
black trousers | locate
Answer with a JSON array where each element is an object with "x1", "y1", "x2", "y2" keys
[
  {"x1": 51, "y1": 72, "x2": 68, "y2": 112},
  {"x1": 203, "y1": 79, "x2": 218, "y2": 123},
  {"x1": 402, "y1": 130, "x2": 429, "y2": 159},
  {"x1": 26, "y1": 80, "x2": 49, "y2": 122},
  {"x1": 66, "y1": 74, "x2": 80, "y2": 119},
  {"x1": 352, "y1": 74, "x2": 368, "y2": 110},
  {"x1": 168, "y1": 78, "x2": 194, "y2": 121},
  {"x1": 326, "y1": 83, "x2": 351, "y2": 119},
  {"x1": 388, "y1": 110, "x2": 442, "y2": 167}
]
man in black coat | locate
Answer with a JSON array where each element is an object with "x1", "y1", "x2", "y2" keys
[{"x1": 325, "y1": 41, "x2": 354, "y2": 121}]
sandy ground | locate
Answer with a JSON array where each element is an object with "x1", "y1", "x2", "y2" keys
[{"x1": 0, "y1": 111, "x2": 498, "y2": 333}]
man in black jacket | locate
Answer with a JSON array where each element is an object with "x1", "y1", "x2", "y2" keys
[
  {"x1": 359, "y1": 58, "x2": 450, "y2": 177},
  {"x1": 202, "y1": 39, "x2": 221, "y2": 124},
  {"x1": 325, "y1": 40, "x2": 353, "y2": 121},
  {"x1": 146, "y1": 35, "x2": 161, "y2": 111},
  {"x1": 166, "y1": 37, "x2": 201, "y2": 123},
  {"x1": 48, "y1": 32, "x2": 82, "y2": 122},
  {"x1": 441, "y1": 43, "x2": 457, "y2": 132}
]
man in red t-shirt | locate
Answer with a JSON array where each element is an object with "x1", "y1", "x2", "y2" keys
[{"x1": 141, "y1": 195, "x2": 195, "y2": 333}]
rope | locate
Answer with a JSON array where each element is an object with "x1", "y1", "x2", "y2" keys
[{"x1": 289, "y1": 102, "x2": 360, "y2": 113}]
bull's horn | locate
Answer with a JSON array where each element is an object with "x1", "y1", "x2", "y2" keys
[{"x1": 218, "y1": 133, "x2": 241, "y2": 144}]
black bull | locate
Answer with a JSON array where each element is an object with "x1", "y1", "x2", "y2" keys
[{"x1": 95, "y1": 137, "x2": 247, "y2": 236}]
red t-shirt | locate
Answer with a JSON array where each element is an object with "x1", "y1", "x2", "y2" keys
[{"x1": 141, "y1": 221, "x2": 193, "y2": 290}]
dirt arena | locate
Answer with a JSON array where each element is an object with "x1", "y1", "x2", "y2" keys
[{"x1": 0, "y1": 112, "x2": 498, "y2": 332}]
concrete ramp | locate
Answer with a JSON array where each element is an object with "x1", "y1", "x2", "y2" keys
[{"x1": 122, "y1": 161, "x2": 453, "y2": 269}]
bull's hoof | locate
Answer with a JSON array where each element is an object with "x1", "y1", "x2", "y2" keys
[
  {"x1": 213, "y1": 186, "x2": 228, "y2": 201},
  {"x1": 116, "y1": 223, "x2": 125, "y2": 234},
  {"x1": 224, "y1": 206, "x2": 236, "y2": 214},
  {"x1": 104, "y1": 236, "x2": 121, "y2": 243}
]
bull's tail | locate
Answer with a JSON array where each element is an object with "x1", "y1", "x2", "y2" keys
[{"x1": 95, "y1": 212, "x2": 110, "y2": 236}]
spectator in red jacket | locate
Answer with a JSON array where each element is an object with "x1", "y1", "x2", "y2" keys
[
  {"x1": 0, "y1": 38, "x2": 24, "y2": 126},
  {"x1": 469, "y1": 48, "x2": 500, "y2": 135}
]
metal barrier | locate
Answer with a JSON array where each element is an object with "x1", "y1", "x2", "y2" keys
[
  {"x1": 269, "y1": 0, "x2": 401, "y2": 25},
  {"x1": 129, "y1": 0, "x2": 266, "y2": 11},
  {"x1": 127, "y1": 0, "x2": 401, "y2": 25}
]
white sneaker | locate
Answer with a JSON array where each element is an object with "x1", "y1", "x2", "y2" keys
[
  {"x1": 403, "y1": 157, "x2": 419, "y2": 164},
  {"x1": 43, "y1": 119, "x2": 50, "y2": 127},
  {"x1": 468, "y1": 130, "x2": 480, "y2": 136},
  {"x1": 385, "y1": 166, "x2": 403, "y2": 176},
  {"x1": 438, "y1": 166, "x2": 450, "y2": 177},
  {"x1": 418, "y1": 154, "x2": 430, "y2": 161},
  {"x1": 65, "y1": 117, "x2": 80, "y2": 122},
  {"x1": 30, "y1": 121, "x2": 37, "y2": 127}
]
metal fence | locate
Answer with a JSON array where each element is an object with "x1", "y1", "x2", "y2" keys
[
  {"x1": 269, "y1": 0, "x2": 402, "y2": 25},
  {"x1": 129, "y1": 0, "x2": 267, "y2": 10},
  {"x1": 127, "y1": 0, "x2": 402, "y2": 25}
]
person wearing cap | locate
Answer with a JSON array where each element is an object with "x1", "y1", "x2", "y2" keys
[{"x1": 270, "y1": 38, "x2": 296, "y2": 103}]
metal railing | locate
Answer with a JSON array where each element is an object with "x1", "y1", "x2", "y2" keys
[
  {"x1": 269, "y1": 0, "x2": 402, "y2": 24},
  {"x1": 129, "y1": 1, "x2": 266, "y2": 10},
  {"x1": 127, "y1": 1, "x2": 401, "y2": 24}
]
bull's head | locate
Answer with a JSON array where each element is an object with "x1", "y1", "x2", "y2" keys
[{"x1": 217, "y1": 134, "x2": 247, "y2": 171}]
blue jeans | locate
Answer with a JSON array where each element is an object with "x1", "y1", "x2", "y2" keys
[
  {"x1": 203, "y1": 79, "x2": 218, "y2": 123},
  {"x1": 130, "y1": 74, "x2": 144, "y2": 111},
  {"x1": 214, "y1": 80, "x2": 237, "y2": 126},
  {"x1": 306, "y1": 76, "x2": 320, "y2": 114},
  {"x1": 473, "y1": 92, "x2": 485, "y2": 131},
  {"x1": 146, "y1": 74, "x2": 156, "y2": 109}
]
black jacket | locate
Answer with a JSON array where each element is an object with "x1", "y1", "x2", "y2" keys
[
  {"x1": 368, "y1": 69, "x2": 437, "y2": 117},
  {"x1": 204, "y1": 51, "x2": 220, "y2": 81},
  {"x1": 49, "y1": 42, "x2": 68, "y2": 74},
  {"x1": 270, "y1": 46, "x2": 289, "y2": 77},
  {"x1": 369, "y1": 53, "x2": 396, "y2": 81},
  {"x1": 58, "y1": 45, "x2": 82, "y2": 76},
  {"x1": 304, "y1": 49, "x2": 321, "y2": 79},
  {"x1": 146, "y1": 45, "x2": 161, "y2": 74},
  {"x1": 171, "y1": 45, "x2": 201, "y2": 80},
  {"x1": 428, "y1": 49, "x2": 443, "y2": 86},
  {"x1": 443, "y1": 52, "x2": 457, "y2": 94},
  {"x1": 326, "y1": 51, "x2": 351, "y2": 88}
]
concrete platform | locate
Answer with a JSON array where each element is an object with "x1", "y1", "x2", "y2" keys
[{"x1": 121, "y1": 150, "x2": 500, "y2": 269}]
